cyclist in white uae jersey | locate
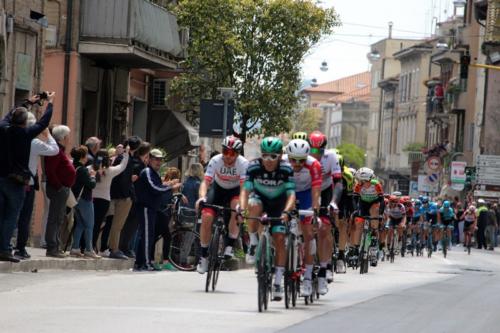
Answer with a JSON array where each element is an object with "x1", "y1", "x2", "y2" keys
[{"x1": 196, "y1": 136, "x2": 249, "y2": 274}]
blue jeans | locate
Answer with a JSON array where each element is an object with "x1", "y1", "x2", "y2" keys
[
  {"x1": 72, "y1": 198, "x2": 95, "y2": 252},
  {"x1": 0, "y1": 178, "x2": 26, "y2": 252}
]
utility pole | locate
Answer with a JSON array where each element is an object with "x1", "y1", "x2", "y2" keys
[{"x1": 218, "y1": 87, "x2": 235, "y2": 138}]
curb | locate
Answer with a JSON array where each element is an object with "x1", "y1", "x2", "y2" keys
[{"x1": 0, "y1": 257, "x2": 134, "y2": 273}]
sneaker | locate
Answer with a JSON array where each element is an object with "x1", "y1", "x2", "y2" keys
[
  {"x1": 84, "y1": 250, "x2": 101, "y2": 259},
  {"x1": 98, "y1": 249, "x2": 111, "y2": 257},
  {"x1": 0, "y1": 251, "x2": 21, "y2": 263},
  {"x1": 224, "y1": 246, "x2": 234, "y2": 259},
  {"x1": 273, "y1": 284, "x2": 283, "y2": 301},
  {"x1": 123, "y1": 250, "x2": 136, "y2": 259},
  {"x1": 246, "y1": 245, "x2": 257, "y2": 264},
  {"x1": 161, "y1": 261, "x2": 178, "y2": 271},
  {"x1": 46, "y1": 250, "x2": 66, "y2": 259},
  {"x1": 301, "y1": 279, "x2": 312, "y2": 297},
  {"x1": 109, "y1": 251, "x2": 129, "y2": 260},
  {"x1": 69, "y1": 249, "x2": 84, "y2": 258},
  {"x1": 336, "y1": 259, "x2": 346, "y2": 274},
  {"x1": 197, "y1": 257, "x2": 208, "y2": 274},
  {"x1": 318, "y1": 277, "x2": 328, "y2": 295},
  {"x1": 326, "y1": 269, "x2": 334, "y2": 282},
  {"x1": 14, "y1": 249, "x2": 31, "y2": 260}
]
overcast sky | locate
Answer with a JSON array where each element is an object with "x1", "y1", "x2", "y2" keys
[{"x1": 302, "y1": 0, "x2": 457, "y2": 83}]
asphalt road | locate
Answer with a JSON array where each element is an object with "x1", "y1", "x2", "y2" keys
[{"x1": 1, "y1": 246, "x2": 499, "y2": 333}]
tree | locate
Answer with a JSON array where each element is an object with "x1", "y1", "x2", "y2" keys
[
  {"x1": 292, "y1": 108, "x2": 322, "y2": 134},
  {"x1": 171, "y1": 0, "x2": 339, "y2": 142},
  {"x1": 337, "y1": 142, "x2": 366, "y2": 169}
]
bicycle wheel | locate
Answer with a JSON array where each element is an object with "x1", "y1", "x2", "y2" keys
[
  {"x1": 442, "y1": 237, "x2": 447, "y2": 258},
  {"x1": 401, "y1": 231, "x2": 407, "y2": 257},
  {"x1": 205, "y1": 227, "x2": 220, "y2": 292},
  {"x1": 257, "y1": 234, "x2": 268, "y2": 312},
  {"x1": 212, "y1": 229, "x2": 224, "y2": 291},
  {"x1": 359, "y1": 231, "x2": 367, "y2": 274},
  {"x1": 284, "y1": 234, "x2": 294, "y2": 309},
  {"x1": 169, "y1": 229, "x2": 200, "y2": 271}
]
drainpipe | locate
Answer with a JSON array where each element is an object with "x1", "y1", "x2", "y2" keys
[{"x1": 61, "y1": 0, "x2": 73, "y2": 124}]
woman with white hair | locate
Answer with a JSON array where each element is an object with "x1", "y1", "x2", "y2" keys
[
  {"x1": 44, "y1": 125, "x2": 76, "y2": 258},
  {"x1": 14, "y1": 113, "x2": 59, "y2": 259}
]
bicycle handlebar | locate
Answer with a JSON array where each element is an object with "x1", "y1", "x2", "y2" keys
[{"x1": 199, "y1": 202, "x2": 237, "y2": 213}]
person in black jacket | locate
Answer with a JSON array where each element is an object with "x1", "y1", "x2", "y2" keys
[
  {"x1": 0, "y1": 92, "x2": 55, "y2": 262},
  {"x1": 108, "y1": 136, "x2": 142, "y2": 258},
  {"x1": 134, "y1": 149, "x2": 181, "y2": 271}
]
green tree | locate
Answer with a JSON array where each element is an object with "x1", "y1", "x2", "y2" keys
[
  {"x1": 292, "y1": 108, "x2": 322, "y2": 134},
  {"x1": 172, "y1": 0, "x2": 339, "y2": 141},
  {"x1": 337, "y1": 142, "x2": 366, "y2": 169}
]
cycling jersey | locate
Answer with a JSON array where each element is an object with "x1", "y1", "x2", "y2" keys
[
  {"x1": 205, "y1": 154, "x2": 249, "y2": 189},
  {"x1": 427, "y1": 203, "x2": 439, "y2": 215},
  {"x1": 385, "y1": 203, "x2": 406, "y2": 219},
  {"x1": 282, "y1": 155, "x2": 322, "y2": 192},
  {"x1": 405, "y1": 206, "x2": 414, "y2": 219},
  {"x1": 338, "y1": 166, "x2": 354, "y2": 219},
  {"x1": 414, "y1": 206, "x2": 424, "y2": 218},
  {"x1": 318, "y1": 150, "x2": 342, "y2": 191},
  {"x1": 463, "y1": 212, "x2": 476, "y2": 222},
  {"x1": 353, "y1": 179, "x2": 384, "y2": 203},
  {"x1": 243, "y1": 159, "x2": 295, "y2": 199},
  {"x1": 439, "y1": 207, "x2": 455, "y2": 221}
]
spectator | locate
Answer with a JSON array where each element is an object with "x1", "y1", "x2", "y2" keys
[
  {"x1": 69, "y1": 146, "x2": 100, "y2": 258},
  {"x1": 134, "y1": 149, "x2": 180, "y2": 271},
  {"x1": 15, "y1": 114, "x2": 59, "y2": 259},
  {"x1": 486, "y1": 204, "x2": 498, "y2": 251},
  {"x1": 92, "y1": 146, "x2": 129, "y2": 259},
  {"x1": 118, "y1": 141, "x2": 151, "y2": 257},
  {"x1": 44, "y1": 125, "x2": 76, "y2": 258},
  {"x1": 0, "y1": 92, "x2": 55, "y2": 262},
  {"x1": 182, "y1": 163, "x2": 204, "y2": 209},
  {"x1": 476, "y1": 199, "x2": 489, "y2": 250},
  {"x1": 85, "y1": 136, "x2": 101, "y2": 166}
]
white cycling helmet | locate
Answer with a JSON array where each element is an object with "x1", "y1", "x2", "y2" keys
[
  {"x1": 286, "y1": 139, "x2": 310, "y2": 159},
  {"x1": 355, "y1": 167, "x2": 374, "y2": 181}
]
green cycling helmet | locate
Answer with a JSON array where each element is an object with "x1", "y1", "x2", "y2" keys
[
  {"x1": 260, "y1": 136, "x2": 283, "y2": 154},
  {"x1": 291, "y1": 132, "x2": 308, "y2": 141}
]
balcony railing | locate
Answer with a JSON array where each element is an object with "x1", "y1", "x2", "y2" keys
[{"x1": 80, "y1": 0, "x2": 183, "y2": 67}]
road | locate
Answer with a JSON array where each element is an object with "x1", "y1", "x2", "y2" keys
[{"x1": 1, "y1": 247, "x2": 499, "y2": 333}]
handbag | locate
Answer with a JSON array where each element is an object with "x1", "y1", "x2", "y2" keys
[{"x1": 66, "y1": 167, "x2": 83, "y2": 208}]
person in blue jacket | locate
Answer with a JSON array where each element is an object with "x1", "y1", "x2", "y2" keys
[
  {"x1": 439, "y1": 200, "x2": 456, "y2": 250},
  {"x1": 133, "y1": 149, "x2": 181, "y2": 271}
]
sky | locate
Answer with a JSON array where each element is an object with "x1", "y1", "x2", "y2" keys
[{"x1": 302, "y1": 0, "x2": 457, "y2": 83}]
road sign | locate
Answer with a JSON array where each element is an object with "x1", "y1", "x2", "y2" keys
[
  {"x1": 426, "y1": 156, "x2": 441, "y2": 172},
  {"x1": 451, "y1": 161, "x2": 466, "y2": 184},
  {"x1": 474, "y1": 190, "x2": 500, "y2": 198},
  {"x1": 477, "y1": 155, "x2": 500, "y2": 167},
  {"x1": 418, "y1": 175, "x2": 439, "y2": 193},
  {"x1": 476, "y1": 155, "x2": 500, "y2": 186}
]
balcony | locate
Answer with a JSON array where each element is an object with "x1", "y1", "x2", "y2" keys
[{"x1": 79, "y1": 0, "x2": 184, "y2": 69}]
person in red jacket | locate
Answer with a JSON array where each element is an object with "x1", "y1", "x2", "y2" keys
[{"x1": 44, "y1": 125, "x2": 76, "y2": 257}]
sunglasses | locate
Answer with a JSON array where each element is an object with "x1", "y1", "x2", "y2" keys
[
  {"x1": 310, "y1": 147, "x2": 324, "y2": 154},
  {"x1": 222, "y1": 148, "x2": 237, "y2": 157},
  {"x1": 262, "y1": 153, "x2": 279, "y2": 161},
  {"x1": 290, "y1": 158, "x2": 306, "y2": 164}
]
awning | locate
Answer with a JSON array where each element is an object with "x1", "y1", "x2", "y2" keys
[{"x1": 150, "y1": 110, "x2": 200, "y2": 161}]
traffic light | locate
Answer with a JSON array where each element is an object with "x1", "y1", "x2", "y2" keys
[
  {"x1": 460, "y1": 52, "x2": 471, "y2": 80},
  {"x1": 464, "y1": 166, "x2": 475, "y2": 191}
]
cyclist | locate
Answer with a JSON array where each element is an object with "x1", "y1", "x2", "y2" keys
[
  {"x1": 438, "y1": 200, "x2": 456, "y2": 250},
  {"x1": 308, "y1": 131, "x2": 342, "y2": 285},
  {"x1": 401, "y1": 196, "x2": 413, "y2": 254},
  {"x1": 291, "y1": 131, "x2": 308, "y2": 141},
  {"x1": 410, "y1": 199, "x2": 424, "y2": 252},
  {"x1": 351, "y1": 168, "x2": 385, "y2": 262},
  {"x1": 385, "y1": 195, "x2": 407, "y2": 253},
  {"x1": 239, "y1": 137, "x2": 296, "y2": 301},
  {"x1": 331, "y1": 153, "x2": 354, "y2": 274},
  {"x1": 196, "y1": 136, "x2": 248, "y2": 274},
  {"x1": 427, "y1": 200, "x2": 440, "y2": 251},
  {"x1": 462, "y1": 205, "x2": 477, "y2": 251},
  {"x1": 283, "y1": 139, "x2": 322, "y2": 297}
]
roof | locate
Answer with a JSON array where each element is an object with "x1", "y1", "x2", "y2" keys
[
  {"x1": 393, "y1": 40, "x2": 435, "y2": 59},
  {"x1": 312, "y1": 71, "x2": 372, "y2": 104}
]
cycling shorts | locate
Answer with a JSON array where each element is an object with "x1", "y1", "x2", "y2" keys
[
  {"x1": 249, "y1": 193, "x2": 287, "y2": 234},
  {"x1": 338, "y1": 195, "x2": 354, "y2": 220},
  {"x1": 359, "y1": 199, "x2": 380, "y2": 217},
  {"x1": 296, "y1": 190, "x2": 316, "y2": 225},
  {"x1": 317, "y1": 187, "x2": 333, "y2": 226},
  {"x1": 440, "y1": 219, "x2": 454, "y2": 230},
  {"x1": 387, "y1": 217, "x2": 403, "y2": 228},
  {"x1": 426, "y1": 213, "x2": 438, "y2": 225},
  {"x1": 412, "y1": 216, "x2": 421, "y2": 224},
  {"x1": 202, "y1": 182, "x2": 240, "y2": 217}
]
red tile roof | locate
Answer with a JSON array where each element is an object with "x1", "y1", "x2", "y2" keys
[{"x1": 303, "y1": 72, "x2": 371, "y2": 103}]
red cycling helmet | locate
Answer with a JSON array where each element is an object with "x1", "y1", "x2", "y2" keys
[
  {"x1": 389, "y1": 195, "x2": 399, "y2": 203},
  {"x1": 308, "y1": 131, "x2": 327, "y2": 149}
]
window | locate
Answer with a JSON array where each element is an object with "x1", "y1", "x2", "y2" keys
[
  {"x1": 415, "y1": 68, "x2": 420, "y2": 98},
  {"x1": 153, "y1": 80, "x2": 168, "y2": 106},
  {"x1": 407, "y1": 72, "x2": 412, "y2": 102}
]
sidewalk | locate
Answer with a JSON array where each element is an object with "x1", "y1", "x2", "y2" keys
[
  {"x1": 0, "y1": 247, "x2": 134, "y2": 273},
  {"x1": 0, "y1": 247, "x2": 251, "y2": 273}
]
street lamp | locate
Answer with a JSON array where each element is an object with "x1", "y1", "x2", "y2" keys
[
  {"x1": 436, "y1": 39, "x2": 449, "y2": 50},
  {"x1": 218, "y1": 87, "x2": 235, "y2": 138},
  {"x1": 311, "y1": 78, "x2": 318, "y2": 87},
  {"x1": 367, "y1": 50, "x2": 381, "y2": 62},
  {"x1": 320, "y1": 61, "x2": 328, "y2": 72}
]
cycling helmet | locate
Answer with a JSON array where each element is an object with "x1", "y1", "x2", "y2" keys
[
  {"x1": 292, "y1": 132, "x2": 308, "y2": 141},
  {"x1": 477, "y1": 198, "x2": 486, "y2": 206},
  {"x1": 418, "y1": 195, "x2": 424, "y2": 201},
  {"x1": 392, "y1": 191, "x2": 402, "y2": 198},
  {"x1": 421, "y1": 196, "x2": 429, "y2": 204},
  {"x1": 286, "y1": 139, "x2": 310, "y2": 159},
  {"x1": 355, "y1": 167, "x2": 374, "y2": 182},
  {"x1": 222, "y1": 135, "x2": 243, "y2": 153},
  {"x1": 337, "y1": 154, "x2": 345, "y2": 169},
  {"x1": 260, "y1": 137, "x2": 283, "y2": 154},
  {"x1": 389, "y1": 195, "x2": 399, "y2": 203},
  {"x1": 400, "y1": 196, "x2": 411, "y2": 204},
  {"x1": 415, "y1": 199, "x2": 422, "y2": 206},
  {"x1": 430, "y1": 202, "x2": 438, "y2": 210},
  {"x1": 443, "y1": 200, "x2": 451, "y2": 208},
  {"x1": 349, "y1": 167, "x2": 357, "y2": 175},
  {"x1": 308, "y1": 131, "x2": 327, "y2": 149}
]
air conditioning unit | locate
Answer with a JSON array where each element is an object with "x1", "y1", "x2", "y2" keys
[
  {"x1": 152, "y1": 79, "x2": 169, "y2": 107},
  {"x1": 45, "y1": 25, "x2": 57, "y2": 47}
]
